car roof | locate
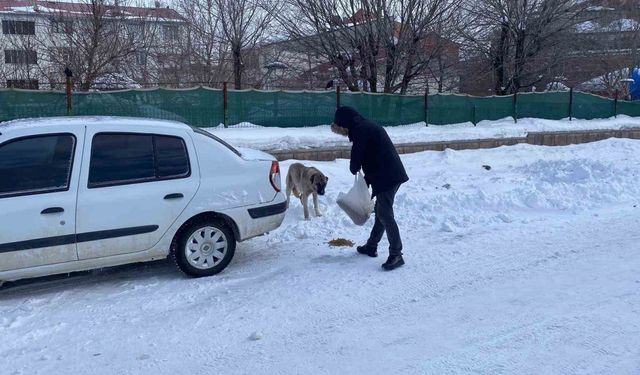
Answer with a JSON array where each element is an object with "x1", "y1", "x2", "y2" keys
[{"x1": 0, "y1": 116, "x2": 191, "y2": 133}]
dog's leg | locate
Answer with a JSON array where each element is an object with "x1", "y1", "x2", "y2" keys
[
  {"x1": 313, "y1": 192, "x2": 322, "y2": 217},
  {"x1": 301, "y1": 193, "x2": 310, "y2": 220},
  {"x1": 285, "y1": 182, "x2": 292, "y2": 208}
]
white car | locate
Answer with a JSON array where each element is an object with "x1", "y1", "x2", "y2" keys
[{"x1": 0, "y1": 117, "x2": 286, "y2": 282}]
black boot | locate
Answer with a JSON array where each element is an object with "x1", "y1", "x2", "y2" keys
[
  {"x1": 357, "y1": 244, "x2": 378, "y2": 258},
  {"x1": 382, "y1": 254, "x2": 404, "y2": 271}
]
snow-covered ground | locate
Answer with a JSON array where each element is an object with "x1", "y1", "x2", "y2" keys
[
  {"x1": 2, "y1": 139, "x2": 640, "y2": 374},
  {"x1": 205, "y1": 116, "x2": 640, "y2": 151}
]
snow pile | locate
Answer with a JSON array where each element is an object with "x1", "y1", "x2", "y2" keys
[
  {"x1": 205, "y1": 116, "x2": 640, "y2": 151},
  {"x1": 278, "y1": 138, "x2": 640, "y2": 241}
]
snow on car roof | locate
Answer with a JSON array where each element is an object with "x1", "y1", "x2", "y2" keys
[{"x1": 0, "y1": 116, "x2": 191, "y2": 132}]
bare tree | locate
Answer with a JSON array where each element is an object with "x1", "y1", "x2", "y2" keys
[
  {"x1": 461, "y1": 0, "x2": 588, "y2": 95},
  {"x1": 214, "y1": 0, "x2": 278, "y2": 89},
  {"x1": 176, "y1": 0, "x2": 230, "y2": 86},
  {"x1": 40, "y1": 0, "x2": 151, "y2": 91},
  {"x1": 275, "y1": 0, "x2": 461, "y2": 93}
]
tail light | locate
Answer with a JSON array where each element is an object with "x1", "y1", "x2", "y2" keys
[{"x1": 269, "y1": 161, "x2": 281, "y2": 192}]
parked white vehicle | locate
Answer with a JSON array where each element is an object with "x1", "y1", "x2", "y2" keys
[{"x1": 0, "y1": 117, "x2": 286, "y2": 282}]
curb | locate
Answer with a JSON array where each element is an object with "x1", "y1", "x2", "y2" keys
[{"x1": 268, "y1": 128, "x2": 640, "y2": 161}]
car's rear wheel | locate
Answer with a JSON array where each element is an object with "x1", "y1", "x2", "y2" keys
[{"x1": 173, "y1": 219, "x2": 236, "y2": 277}]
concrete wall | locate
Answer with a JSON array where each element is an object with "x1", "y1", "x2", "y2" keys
[{"x1": 270, "y1": 128, "x2": 640, "y2": 161}]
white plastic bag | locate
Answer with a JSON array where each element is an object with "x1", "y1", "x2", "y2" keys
[{"x1": 337, "y1": 172, "x2": 375, "y2": 226}]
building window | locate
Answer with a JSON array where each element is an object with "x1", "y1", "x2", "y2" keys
[
  {"x1": 6, "y1": 79, "x2": 39, "y2": 89},
  {"x1": 49, "y1": 47, "x2": 73, "y2": 64},
  {"x1": 127, "y1": 23, "x2": 144, "y2": 36},
  {"x1": 51, "y1": 20, "x2": 73, "y2": 34},
  {"x1": 2, "y1": 20, "x2": 36, "y2": 35},
  {"x1": 5, "y1": 50, "x2": 38, "y2": 64},
  {"x1": 163, "y1": 25, "x2": 179, "y2": 41},
  {"x1": 136, "y1": 52, "x2": 148, "y2": 65}
]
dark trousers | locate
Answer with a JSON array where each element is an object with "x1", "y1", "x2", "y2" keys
[{"x1": 366, "y1": 184, "x2": 403, "y2": 256}]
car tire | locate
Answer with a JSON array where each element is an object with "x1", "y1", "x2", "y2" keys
[{"x1": 173, "y1": 219, "x2": 236, "y2": 277}]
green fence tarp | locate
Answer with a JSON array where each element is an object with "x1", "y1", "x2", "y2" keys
[
  {"x1": 572, "y1": 92, "x2": 616, "y2": 120},
  {"x1": 473, "y1": 95, "x2": 514, "y2": 122},
  {"x1": 4, "y1": 87, "x2": 640, "y2": 128},
  {"x1": 518, "y1": 92, "x2": 571, "y2": 120},
  {"x1": 341, "y1": 92, "x2": 424, "y2": 126},
  {"x1": 227, "y1": 90, "x2": 334, "y2": 127},
  {"x1": 74, "y1": 88, "x2": 224, "y2": 127},
  {"x1": 428, "y1": 94, "x2": 474, "y2": 125},
  {"x1": 0, "y1": 90, "x2": 68, "y2": 121},
  {"x1": 617, "y1": 100, "x2": 640, "y2": 117}
]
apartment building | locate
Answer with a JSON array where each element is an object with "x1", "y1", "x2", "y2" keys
[{"x1": 0, "y1": 0, "x2": 185, "y2": 90}]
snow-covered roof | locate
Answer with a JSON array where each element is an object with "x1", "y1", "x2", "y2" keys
[
  {"x1": 586, "y1": 5, "x2": 615, "y2": 11},
  {"x1": 0, "y1": 1, "x2": 184, "y2": 22},
  {"x1": 576, "y1": 68, "x2": 637, "y2": 90},
  {"x1": 575, "y1": 21, "x2": 599, "y2": 32},
  {"x1": 546, "y1": 81, "x2": 569, "y2": 91},
  {"x1": 91, "y1": 73, "x2": 142, "y2": 91},
  {"x1": 608, "y1": 18, "x2": 639, "y2": 31},
  {"x1": 575, "y1": 18, "x2": 640, "y2": 33}
]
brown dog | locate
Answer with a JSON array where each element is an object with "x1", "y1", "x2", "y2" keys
[{"x1": 286, "y1": 163, "x2": 329, "y2": 220}]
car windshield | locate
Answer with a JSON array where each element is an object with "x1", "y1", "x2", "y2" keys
[{"x1": 191, "y1": 127, "x2": 241, "y2": 157}]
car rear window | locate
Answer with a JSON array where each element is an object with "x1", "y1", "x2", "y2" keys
[
  {"x1": 89, "y1": 133, "x2": 190, "y2": 188},
  {"x1": 0, "y1": 133, "x2": 75, "y2": 197},
  {"x1": 192, "y1": 127, "x2": 241, "y2": 157}
]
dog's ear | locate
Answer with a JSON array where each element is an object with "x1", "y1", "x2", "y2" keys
[{"x1": 310, "y1": 174, "x2": 316, "y2": 184}]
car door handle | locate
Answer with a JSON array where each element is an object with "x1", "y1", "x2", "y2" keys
[
  {"x1": 41, "y1": 207, "x2": 64, "y2": 214},
  {"x1": 164, "y1": 193, "x2": 184, "y2": 200}
]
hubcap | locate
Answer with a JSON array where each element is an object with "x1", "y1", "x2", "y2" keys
[{"x1": 185, "y1": 226, "x2": 228, "y2": 270}]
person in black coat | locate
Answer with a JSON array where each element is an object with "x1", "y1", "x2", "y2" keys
[{"x1": 332, "y1": 106, "x2": 409, "y2": 270}]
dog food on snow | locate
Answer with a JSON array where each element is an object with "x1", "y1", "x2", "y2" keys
[{"x1": 328, "y1": 238, "x2": 355, "y2": 247}]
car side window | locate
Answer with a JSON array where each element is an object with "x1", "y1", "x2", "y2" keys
[
  {"x1": 89, "y1": 133, "x2": 155, "y2": 187},
  {"x1": 0, "y1": 134, "x2": 75, "y2": 198},
  {"x1": 88, "y1": 133, "x2": 190, "y2": 188},
  {"x1": 155, "y1": 135, "x2": 190, "y2": 179}
]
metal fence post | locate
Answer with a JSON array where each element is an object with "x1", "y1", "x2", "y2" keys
[
  {"x1": 336, "y1": 85, "x2": 341, "y2": 109},
  {"x1": 513, "y1": 91, "x2": 518, "y2": 123},
  {"x1": 64, "y1": 67, "x2": 73, "y2": 116},
  {"x1": 472, "y1": 101, "x2": 476, "y2": 126},
  {"x1": 614, "y1": 89, "x2": 619, "y2": 118},
  {"x1": 569, "y1": 87, "x2": 573, "y2": 121},
  {"x1": 223, "y1": 81, "x2": 228, "y2": 128},
  {"x1": 424, "y1": 87, "x2": 429, "y2": 126}
]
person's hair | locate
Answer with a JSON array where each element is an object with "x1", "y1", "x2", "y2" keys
[{"x1": 331, "y1": 122, "x2": 349, "y2": 137}]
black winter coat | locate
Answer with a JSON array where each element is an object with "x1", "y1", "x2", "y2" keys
[{"x1": 334, "y1": 106, "x2": 409, "y2": 197}]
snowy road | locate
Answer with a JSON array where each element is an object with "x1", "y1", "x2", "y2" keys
[{"x1": 2, "y1": 139, "x2": 640, "y2": 374}]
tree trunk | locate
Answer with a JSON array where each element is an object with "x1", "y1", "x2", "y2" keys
[
  {"x1": 493, "y1": 22, "x2": 509, "y2": 95},
  {"x1": 399, "y1": 78, "x2": 409, "y2": 95},
  {"x1": 512, "y1": 29, "x2": 526, "y2": 94},
  {"x1": 438, "y1": 54, "x2": 444, "y2": 93},
  {"x1": 233, "y1": 47, "x2": 242, "y2": 89},
  {"x1": 383, "y1": 42, "x2": 395, "y2": 93},
  {"x1": 368, "y1": 75, "x2": 377, "y2": 93}
]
